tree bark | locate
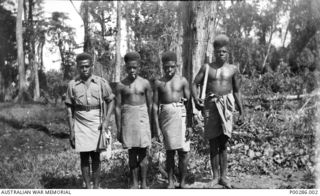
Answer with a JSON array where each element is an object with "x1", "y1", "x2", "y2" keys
[
  {"x1": 83, "y1": 0, "x2": 92, "y2": 53},
  {"x1": 114, "y1": 1, "x2": 122, "y2": 82},
  {"x1": 181, "y1": 1, "x2": 217, "y2": 83},
  {"x1": 15, "y1": 0, "x2": 28, "y2": 103}
]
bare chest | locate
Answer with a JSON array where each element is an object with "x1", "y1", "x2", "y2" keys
[
  {"x1": 158, "y1": 79, "x2": 183, "y2": 94},
  {"x1": 122, "y1": 82, "x2": 146, "y2": 96},
  {"x1": 207, "y1": 67, "x2": 234, "y2": 81}
]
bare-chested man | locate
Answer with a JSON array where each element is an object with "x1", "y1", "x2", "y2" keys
[
  {"x1": 192, "y1": 34, "x2": 244, "y2": 188},
  {"x1": 115, "y1": 52, "x2": 152, "y2": 189},
  {"x1": 153, "y1": 51, "x2": 192, "y2": 189}
]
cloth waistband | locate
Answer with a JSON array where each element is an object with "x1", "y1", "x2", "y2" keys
[
  {"x1": 160, "y1": 102, "x2": 184, "y2": 107},
  {"x1": 205, "y1": 92, "x2": 232, "y2": 101},
  {"x1": 74, "y1": 104, "x2": 100, "y2": 111}
]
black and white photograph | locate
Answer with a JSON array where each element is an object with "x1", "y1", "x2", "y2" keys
[{"x1": 0, "y1": 0, "x2": 319, "y2": 192}]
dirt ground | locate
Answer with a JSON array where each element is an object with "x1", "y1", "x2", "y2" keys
[{"x1": 0, "y1": 103, "x2": 315, "y2": 189}]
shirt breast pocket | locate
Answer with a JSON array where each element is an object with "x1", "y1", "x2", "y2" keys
[
  {"x1": 73, "y1": 88, "x2": 85, "y2": 103},
  {"x1": 90, "y1": 88, "x2": 101, "y2": 104}
]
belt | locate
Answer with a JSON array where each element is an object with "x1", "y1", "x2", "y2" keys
[{"x1": 74, "y1": 104, "x2": 100, "y2": 111}]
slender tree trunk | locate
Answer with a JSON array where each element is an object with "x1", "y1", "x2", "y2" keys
[
  {"x1": 262, "y1": 24, "x2": 275, "y2": 70},
  {"x1": 27, "y1": 0, "x2": 39, "y2": 101},
  {"x1": 15, "y1": 0, "x2": 27, "y2": 103},
  {"x1": 0, "y1": 54, "x2": 4, "y2": 101},
  {"x1": 114, "y1": 1, "x2": 122, "y2": 82},
  {"x1": 83, "y1": 0, "x2": 91, "y2": 53}
]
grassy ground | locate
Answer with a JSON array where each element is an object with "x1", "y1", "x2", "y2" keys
[{"x1": 0, "y1": 101, "x2": 316, "y2": 189}]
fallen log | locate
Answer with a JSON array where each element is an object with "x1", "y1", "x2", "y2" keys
[{"x1": 243, "y1": 91, "x2": 320, "y2": 101}]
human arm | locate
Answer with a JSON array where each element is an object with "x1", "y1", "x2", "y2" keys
[
  {"x1": 145, "y1": 80, "x2": 153, "y2": 128},
  {"x1": 182, "y1": 77, "x2": 192, "y2": 140},
  {"x1": 66, "y1": 105, "x2": 75, "y2": 149},
  {"x1": 152, "y1": 81, "x2": 162, "y2": 141},
  {"x1": 232, "y1": 67, "x2": 244, "y2": 123},
  {"x1": 114, "y1": 83, "x2": 123, "y2": 143},
  {"x1": 191, "y1": 65, "x2": 205, "y2": 109},
  {"x1": 65, "y1": 82, "x2": 75, "y2": 148},
  {"x1": 101, "y1": 80, "x2": 115, "y2": 133}
]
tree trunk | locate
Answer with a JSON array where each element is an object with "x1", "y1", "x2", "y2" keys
[
  {"x1": 181, "y1": 1, "x2": 217, "y2": 83},
  {"x1": 27, "y1": 0, "x2": 39, "y2": 101},
  {"x1": 114, "y1": 1, "x2": 122, "y2": 82},
  {"x1": 83, "y1": 0, "x2": 92, "y2": 53},
  {"x1": 14, "y1": 0, "x2": 28, "y2": 103},
  {"x1": 261, "y1": 24, "x2": 275, "y2": 71}
]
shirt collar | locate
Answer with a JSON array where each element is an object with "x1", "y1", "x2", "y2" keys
[{"x1": 75, "y1": 75, "x2": 97, "y2": 85}]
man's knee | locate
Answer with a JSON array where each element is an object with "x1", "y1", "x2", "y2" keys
[
  {"x1": 209, "y1": 139, "x2": 219, "y2": 156},
  {"x1": 219, "y1": 135, "x2": 229, "y2": 152},
  {"x1": 80, "y1": 152, "x2": 90, "y2": 167}
]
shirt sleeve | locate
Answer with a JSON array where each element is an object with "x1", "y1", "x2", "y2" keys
[
  {"x1": 65, "y1": 81, "x2": 74, "y2": 106},
  {"x1": 101, "y1": 79, "x2": 115, "y2": 103}
]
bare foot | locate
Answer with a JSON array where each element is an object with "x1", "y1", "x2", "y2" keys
[
  {"x1": 179, "y1": 182, "x2": 187, "y2": 189},
  {"x1": 141, "y1": 185, "x2": 149, "y2": 189},
  {"x1": 219, "y1": 178, "x2": 232, "y2": 189},
  {"x1": 129, "y1": 184, "x2": 140, "y2": 189},
  {"x1": 167, "y1": 183, "x2": 175, "y2": 189},
  {"x1": 209, "y1": 178, "x2": 219, "y2": 188}
]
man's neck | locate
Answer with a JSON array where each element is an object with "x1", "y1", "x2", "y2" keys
[
  {"x1": 164, "y1": 73, "x2": 176, "y2": 81},
  {"x1": 80, "y1": 74, "x2": 92, "y2": 82}
]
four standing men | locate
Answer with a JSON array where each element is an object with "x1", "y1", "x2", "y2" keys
[{"x1": 66, "y1": 34, "x2": 243, "y2": 189}]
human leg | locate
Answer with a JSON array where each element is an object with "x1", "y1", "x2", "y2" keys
[
  {"x1": 90, "y1": 151, "x2": 101, "y2": 189},
  {"x1": 209, "y1": 138, "x2": 220, "y2": 186},
  {"x1": 178, "y1": 150, "x2": 189, "y2": 188},
  {"x1": 166, "y1": 150, "x2": 175, "y2": 188},
  {"x1": 138, "y1": 148, "x2": 149, "y2": 189},
  {"x1": 80, "y1": 152, "x2": 91, "y2": 189},
  {"x1": 218, "y1": 135, "x2": 232, "y2": 188},
  {"x1": 128, "y1": 148, "x2": 139, "y2": 188}
]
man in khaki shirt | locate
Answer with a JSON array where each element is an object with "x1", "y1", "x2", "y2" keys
[{"x1": 65, "y1": 53, "x2": 115, "y2": 189}]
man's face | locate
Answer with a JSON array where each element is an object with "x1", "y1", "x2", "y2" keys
[
  {"x1": 163, "y1": 61, "x2": 176, "y2": 78},
  {"x1": 214, "y1": 46, "x2": 228, "y2": 63},
  {"x1": 77, "y1": 59, "x2": 92, "y2": 78},
  {"x1": 126, "y1": 61, "x2": 139, "y2": 79}
]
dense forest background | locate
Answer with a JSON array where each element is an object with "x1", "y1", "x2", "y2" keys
[
  {"x1": 0, "y1": 0, "x2": 319, "y2": 102},
  {"x1": 0, "y1": 0, "x2": 319, "y2": 189}
]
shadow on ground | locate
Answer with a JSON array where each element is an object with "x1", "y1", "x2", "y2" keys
[{"x1": 0, "y1": 116, "x2": 69, "y2": 139}]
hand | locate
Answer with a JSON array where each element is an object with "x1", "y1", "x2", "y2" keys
[
  {"x1": 155, "y1": 133, "x2": 163, "y2": 144},
  {"x1": 185, "y1": 127, "x2": 192, "y2": 140},
  {"x1": 194, "y1": 98, "x2": 204, "y2": 110},
  {"x1": 69, "y1": 131, "x2": 75, "y2": 149},
  {"x1": 236, "y1": 114, "x2": 245, "y2": 126}
]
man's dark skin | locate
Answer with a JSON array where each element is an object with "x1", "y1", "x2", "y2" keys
[
  {"x1": 66, "y1": 58, "x2": 114, "y2": 189},
  {"x1": 115, "y1": 60, "x2": 153, "y2": 189},
  {"x1": 153, "y1": 60, "x2": 192, "y2": 188},
  {"x1": 192, "y1": 44, "x2": 244, "y2": 188}
]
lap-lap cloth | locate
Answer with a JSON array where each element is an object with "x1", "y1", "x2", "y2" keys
[
  {"x1": 159, "y1": 102, "x2": 190, "y2": 151},
  {"x1": 203, "y1": 93, "x2": 234, "y2": 140},
  {"x1": 121, "y1": 104, "x2": 151, "y2": 149},
  {"x1": 74, "y1": 109, "x2": 101, "y2": 152}
]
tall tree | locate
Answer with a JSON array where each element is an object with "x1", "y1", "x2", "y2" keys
[
  {"x1": 47, "y1": 12, "x2": 76, "y2": 80},
  {"x1": 0, "y1": 4, "x2": 16, "y2": 101},
  {"x1": 15, "y1": 0, "x2": 27, "y2": 102},
  {"x1": 114, "y1": 1, "x2": 121, "y2": 82}
]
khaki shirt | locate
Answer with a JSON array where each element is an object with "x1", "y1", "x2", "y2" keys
[{"x1": 65, "y1": 75, "x2": 115, "y2": 106}]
